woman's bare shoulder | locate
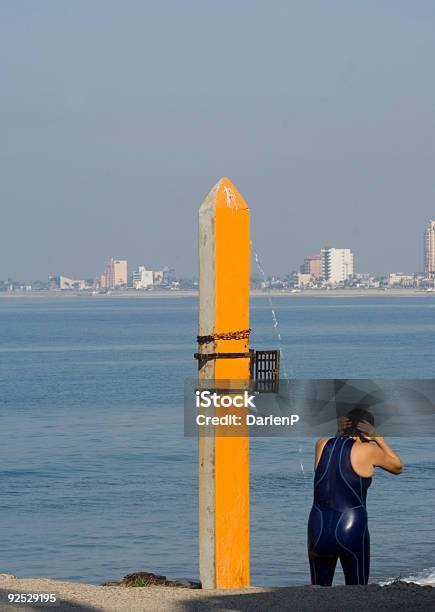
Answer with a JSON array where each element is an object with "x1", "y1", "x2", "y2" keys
[
  {"x1": 354, "y1": 440, "x2": 377, "y2": 454},
  {"x1": 314, "y1": 438, "x2": 329, "y2": 469},
  {"x1": 351, "y1": 440, "x2": 378, "y2": 462},
  {"x1": 315, "y1": 438, "x2": 329, "y2": 450}
]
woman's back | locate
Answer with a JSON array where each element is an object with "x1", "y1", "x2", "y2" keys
[
  {"x1": 314, "y1": 437, "x2": 371, "y2": 511},
  {"x1": 308, "y1": 423, "x2": 403, "y2": 586}
]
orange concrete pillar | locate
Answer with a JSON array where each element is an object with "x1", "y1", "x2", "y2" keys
[{"x1": 198, "y1": 177, "x2": 250, "y2": 589}]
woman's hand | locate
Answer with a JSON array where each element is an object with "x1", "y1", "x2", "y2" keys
[
  {"x1": 357, "y1": 419, "x2": 379, "y2": 441},
  {"x1": 337, "y1": 415, "x2": 352, "y2": 435}
]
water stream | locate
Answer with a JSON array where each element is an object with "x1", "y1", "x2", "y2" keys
[
  {"x1": 251, "y1": 243, "x2": 307, "y2": 481},
  {"x1": 251, "y1": 243, "x2": 293, "y2": 379}
]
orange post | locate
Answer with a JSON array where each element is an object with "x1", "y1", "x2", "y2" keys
[{"x1": 198, "y1": 178, "x2": 250, "y2": 589}]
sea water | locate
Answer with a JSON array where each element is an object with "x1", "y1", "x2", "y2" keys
[{"x1": 0, "y1": 296, "x2": 434, "y2": 586}]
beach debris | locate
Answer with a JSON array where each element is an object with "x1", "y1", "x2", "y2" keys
[
  {"x1": 0, "y1": 573, "x2": 17, "y2": 580},
  {"x1": 102, "y1": 572, "x2": 201, "y2": 589}
]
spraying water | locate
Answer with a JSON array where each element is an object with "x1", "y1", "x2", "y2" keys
[
  {"x1": 299, "y1": 443, "x2": 307, "y2": 480},
  {"x1": 251, "y1": 243, "x2": 293, "y2": 379},
  {"x1": 251, "y1": 243, "x2": 308, "y2": 483}
]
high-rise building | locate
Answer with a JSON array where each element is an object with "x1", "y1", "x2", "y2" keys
[
  {"x1": 49, "y1": 275, "x2": 88, "y2": 290},
  {"x1": 300, "y1": 254, "x2": 322, "y2": 278},
  {"x1": 321, "y1": 248, "x2": 354, "y2": 284},
  {"x1": 424, "y1": 221, "x2": 435, "y2": 278},
  {"x1": 103, "y1": 259, "x2": 128, "y2": 288},
  {"x1": 132, "y1": 266, "x2": 154, "y2": 289},
  {"x1": 153, "y1": 270, "x2": 164, "y2": 285}
]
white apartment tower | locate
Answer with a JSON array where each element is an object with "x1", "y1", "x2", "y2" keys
[
  {"x1": 424, "y1": 220, "x2": 435, "y2": 278},
  {"x1": 321, "y1": 248, "x2": 354, "y2": 284},
  {"x1": 132, "y1": 266, "x2": 154, "y2": 289}
]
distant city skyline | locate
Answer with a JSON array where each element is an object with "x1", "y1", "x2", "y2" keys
[
  {"x1": 3, "y1": 224, "x2": 434, "y2": 283},
  {"x1": 4, "y1": 219, "x2": 435, "y2": 283},
  {"x1": 2, "y1": 3, "x2": 435, "y2": 278},
  {"x1": 2, "y1": 215, "x2": 434, "y2": 281}
]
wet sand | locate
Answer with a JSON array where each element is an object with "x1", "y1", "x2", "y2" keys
[{"x1": 0, "y1": 574, "x2": 434, "y2": 612}]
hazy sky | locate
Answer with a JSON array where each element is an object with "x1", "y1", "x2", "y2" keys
[{"x1": 1, "y1": 1, "x2": 435, "y2": 279}]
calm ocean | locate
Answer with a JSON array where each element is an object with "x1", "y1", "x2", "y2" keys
[{"x1": 0, "y1": 296, "x2": 434, "y2": 586}]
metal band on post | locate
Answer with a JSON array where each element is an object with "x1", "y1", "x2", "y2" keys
[
  {"x1": 197, "y1": 329, "x2": 251, "y2": 345},
  {"x1": 195, "y1": 330, "x2": 253, "y2": 364}
]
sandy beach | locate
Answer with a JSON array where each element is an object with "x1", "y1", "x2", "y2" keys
[
  {"x1": 0, "y1": 289, "x2": 433, "y2": 299},
  {"x1": 0, "y1": 574, "x2": 434, "y2": 612}
]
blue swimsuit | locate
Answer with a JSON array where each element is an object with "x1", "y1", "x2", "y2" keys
[{"x1": 307, "y1": 437, "x2": 372, "y2": 586}]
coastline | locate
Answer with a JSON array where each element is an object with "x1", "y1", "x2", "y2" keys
[
  {"x1": 0, "y1": 289, "x2": 434, "y2": 299},
  {"x1": 0, "y1": 574, "x2": 434, "y2": 611}
]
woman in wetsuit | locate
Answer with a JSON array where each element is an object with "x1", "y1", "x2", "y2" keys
[{"x1": 307, "y1": 408, "x2": 403, "y2": 586}]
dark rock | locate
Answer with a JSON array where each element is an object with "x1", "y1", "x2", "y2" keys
[
  {"x1": 122, "y1": 572, "x2": 167, "y2": 587},
  {"x1": 102, "y1": 571, "x2": 201, "y2": 589},
  {"x1": 167, "y1": 579, "x2": 202, "y2": 589}
]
